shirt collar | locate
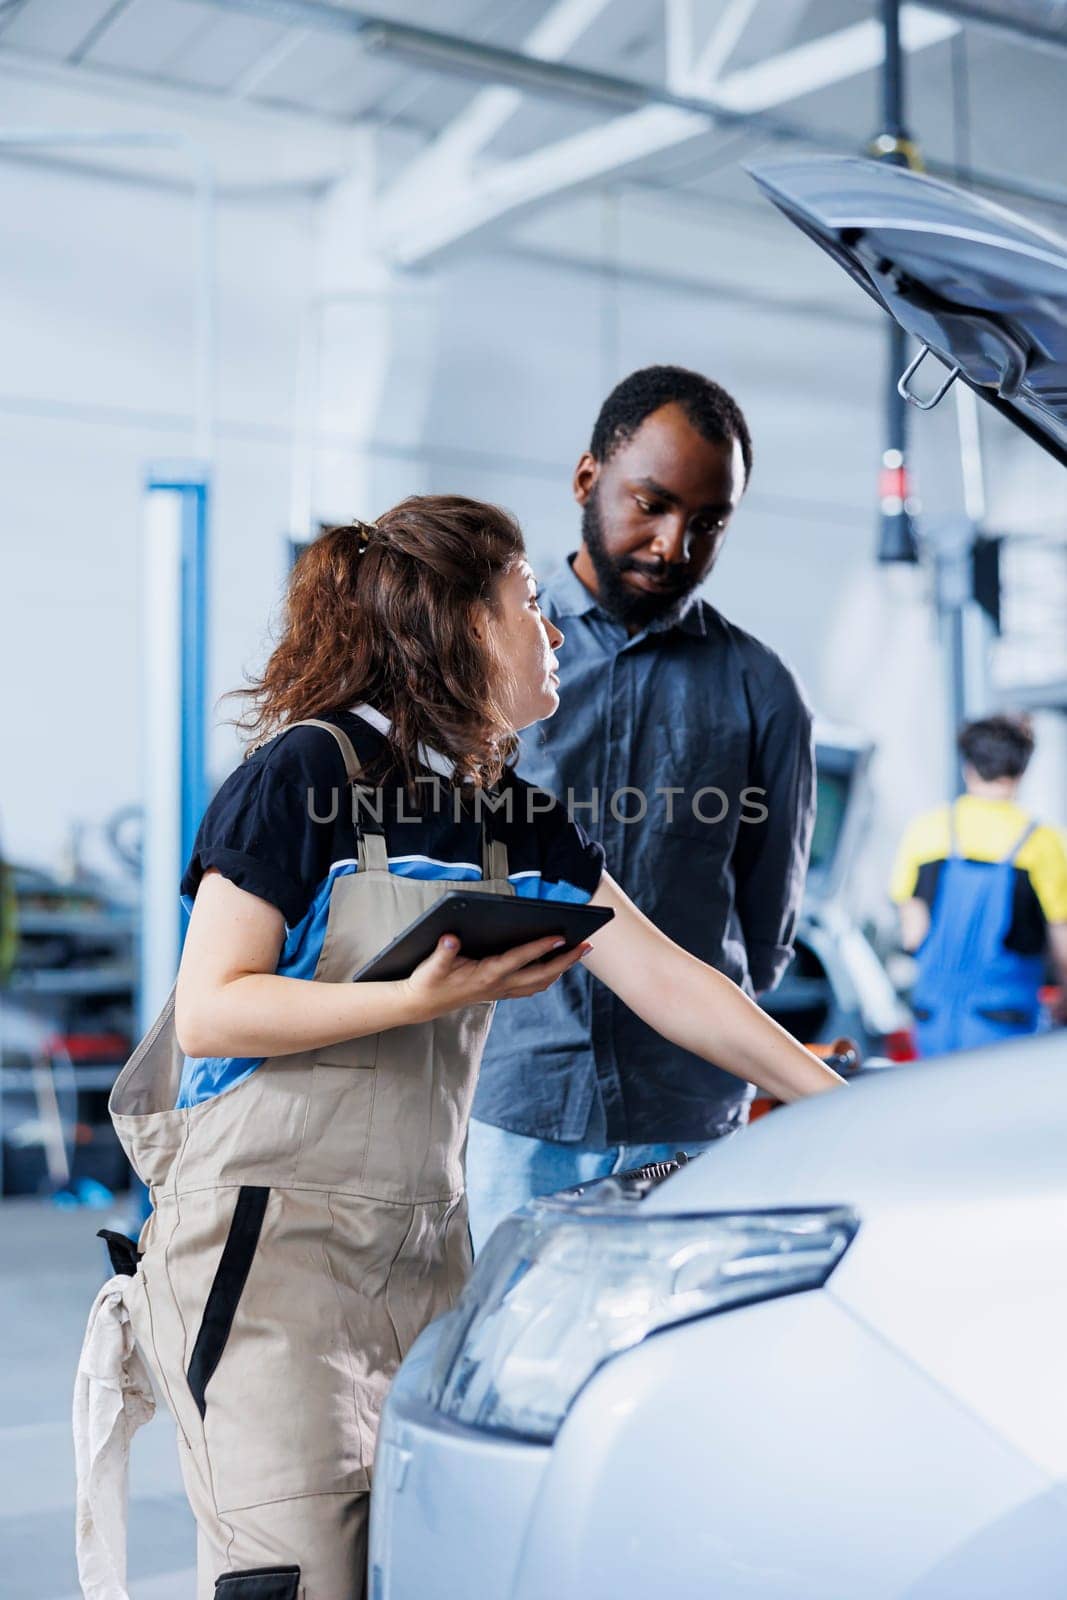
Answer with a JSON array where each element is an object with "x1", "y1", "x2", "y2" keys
[
  {"x1": 541, "y1": 554, "x2": 708, "y2": 639},
  {"x1": 350, "y1": 702, "x2": 456, "y2": 779}
]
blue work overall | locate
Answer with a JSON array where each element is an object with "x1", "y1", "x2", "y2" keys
[{"x1": 911, "y1": 804, "x2": 1045, "y2": 1057}]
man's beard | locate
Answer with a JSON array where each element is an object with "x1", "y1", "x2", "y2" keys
[{"x1": 580, "y1": 487, "x2": 700, "y2": 629}]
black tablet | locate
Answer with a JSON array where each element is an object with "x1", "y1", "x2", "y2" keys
[{"x1": 352, "y1": 891, "x2": 614, "y2": 983}]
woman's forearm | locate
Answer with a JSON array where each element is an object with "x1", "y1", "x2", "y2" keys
[
  {"x1": 642, "y1": 951, "x2": 844, "y2": 1101},
  {"x1": 659, "y1": 947, "x2": 844, "y2": 1100},
  {"x1": 587, "y1": 872, "x2": 845, "y2": 1102},
  {"x1": 175, "y1": 971, "x2": 419, "y2": 1059}
]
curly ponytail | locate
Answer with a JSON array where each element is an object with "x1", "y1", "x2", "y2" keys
[{"x1": 230, "y1": 495, "x2": 526, "y2": 787}]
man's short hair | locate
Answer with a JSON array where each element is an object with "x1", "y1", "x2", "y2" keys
[
  {"x1": 958, "y1": 714, "x2": 1035, "y2": 781},
  {"x1": 589, "y1": 364, "x2": 753, "y2": 483}
]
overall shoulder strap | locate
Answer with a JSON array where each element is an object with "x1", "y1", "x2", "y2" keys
[
  {"x1": 947, "y1": 800, "x2": 962, "y2": 859},
  {"x1": 473, "y1": 778, "x2": 511, "y2": 881},
  {"x1": 284, "y1": 717, "x2": 364, "y2": 785},
  {"x1": 285, "y1": 719, "x2": 388, "y2": 863},
  {"x1": 1003, "y1": 817, "x2": 1039, "y2": 865},
  {"x1": 482, "y1": 834, "x2": 510, "y2": 882}
]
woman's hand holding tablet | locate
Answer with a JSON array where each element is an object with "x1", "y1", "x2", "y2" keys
[
  {"x1": 400, "y1": 929, "x2": 594, "y2": 1022},
  {"x1": 352, "y1": 891, "x2": 614, "y2": 1019}
]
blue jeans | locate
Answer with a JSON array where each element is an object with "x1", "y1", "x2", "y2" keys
[{"x1": 465, "y1": 1116, "x2": 718, "y2": 1255}]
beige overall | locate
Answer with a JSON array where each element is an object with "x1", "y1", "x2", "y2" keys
[{"x1": 107, "y1": 721, "x2": 513, "y2": 1600}]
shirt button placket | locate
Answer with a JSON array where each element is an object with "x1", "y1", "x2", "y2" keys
[{"x1": 592, "y1": 646, "x2": 627, "y2": 1144}]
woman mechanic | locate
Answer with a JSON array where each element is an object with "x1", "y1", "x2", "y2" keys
[{"x1": 97, "y1": 495, "x2": 843, "y2": 1600}]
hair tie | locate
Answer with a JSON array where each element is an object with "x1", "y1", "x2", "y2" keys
[{"x1": 353, "y1": 518, "x2": 379, "y2": 555}]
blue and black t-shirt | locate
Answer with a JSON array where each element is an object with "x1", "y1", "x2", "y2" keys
[{"x1": 177, "y1": 708, "x2": 605, "y2": 1107}]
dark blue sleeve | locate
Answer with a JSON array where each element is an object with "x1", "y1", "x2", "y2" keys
[
  {"x1": 180, "y1": 728, "x2": 348, "y2": 927},
  {"x1": 732, "y1": 665, "x2": 815, "y2": 993},
  {"x1": 531, "y1": 785, "x2": 605, "y2": 898}
]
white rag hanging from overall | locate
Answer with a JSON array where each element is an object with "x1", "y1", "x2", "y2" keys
[{"x1": 73, "y1": 1273, "x2": 156, "y2": 1600}]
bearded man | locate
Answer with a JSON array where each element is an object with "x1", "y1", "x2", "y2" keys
[{"x1": 468, "y1": 365, "x2": 816, "y2": 1248}]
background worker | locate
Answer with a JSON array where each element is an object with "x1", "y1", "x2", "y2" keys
[
  {"x1": 891, "y1": 713, "x2": 1067, "y2": 1055},
  {"x1": 468, "y1": 366, "x2": 816, "y2": 1250}
]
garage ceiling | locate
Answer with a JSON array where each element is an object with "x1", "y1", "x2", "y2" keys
[
  {"x1": 1, "y1": 0, "x2": 567, "y2": 130},
  {"x1": 0, "y1": 0, "x2": 1065, "y2": 233}
]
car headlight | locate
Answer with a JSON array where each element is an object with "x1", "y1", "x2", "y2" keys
[{"x1": 425, "y1": 1199, "x2": 858, "y2": 1442}]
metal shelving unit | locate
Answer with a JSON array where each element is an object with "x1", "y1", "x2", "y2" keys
[{"x1": 1, "y1": 865, "x2": 137, "y2": 1198}]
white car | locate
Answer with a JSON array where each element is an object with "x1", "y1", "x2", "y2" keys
[{"x1": 371, "y1": 1037, "x2": 1067, "y2": 1598}]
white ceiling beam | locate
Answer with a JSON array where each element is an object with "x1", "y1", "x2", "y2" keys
[
  {"x1": 378, "y1": 5, "x2": 960, "y2": 267},
  {"x1": 716, "y1": 6, "x2": 955, "y2": 108},
  {"x1": 663, "y1": 0, "x2": 694, "y2": 94},
  {"x1": 228, "y1": 25, "x2": 311, "y2": 98},
  {"x1": 692, "y1": 0, "x2": 762, "y2": 87},
  {"x1": 666, "y1": 0, "x2": 764, "y2": 95},
  {"x1": 377, "y1": 0, "x2": 616, "y2": 224}
]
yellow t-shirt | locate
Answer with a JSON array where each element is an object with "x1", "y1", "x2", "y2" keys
[{"x1": 891, "y1": 796, "x2": 1067, "y2": 930}]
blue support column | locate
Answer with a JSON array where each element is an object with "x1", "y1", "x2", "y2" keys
[
  {"x1": 177, "y1": 474, "x2": 210, "y2": 876},
  {"x1": 141, "y1": 464, "x2": 210, "y2": 1032}
]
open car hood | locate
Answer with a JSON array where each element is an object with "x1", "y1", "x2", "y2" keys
[{"x1": 748, "y1": 157, "x2": 1067, "y2": 466}]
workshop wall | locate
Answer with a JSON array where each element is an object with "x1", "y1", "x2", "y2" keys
[{"x1": 4, "y1": 155, "x2": 1059, "y2": 926}]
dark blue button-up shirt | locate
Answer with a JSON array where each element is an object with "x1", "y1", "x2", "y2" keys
[{"x1": 473, "y1": 554, "x2": 815, "y2": 1145}]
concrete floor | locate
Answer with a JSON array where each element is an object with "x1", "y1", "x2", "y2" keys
[{"x1": 0, "y1": 1199, "x2": 196, "y2": 1599}]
